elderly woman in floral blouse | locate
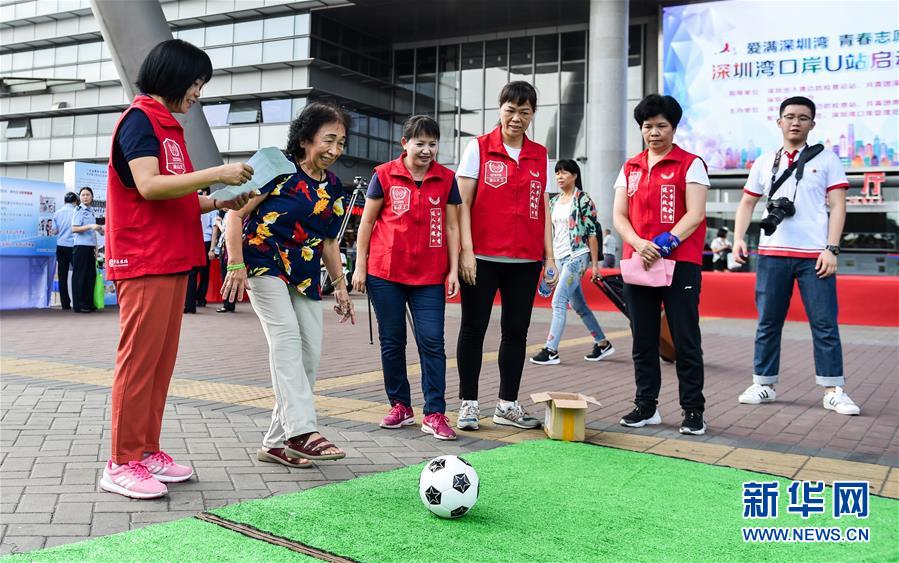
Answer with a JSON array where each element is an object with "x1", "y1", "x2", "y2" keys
[
  {"x1": 530, "y1": 159, "x2": 614, "y2": 366},
  {"x1": 223, "y1": 102, "x2": 353, "y2": 468}
]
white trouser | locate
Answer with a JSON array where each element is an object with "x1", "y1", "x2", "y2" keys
[{"x1": 247, "y1": 276, "x2": 323, "y2": 448}]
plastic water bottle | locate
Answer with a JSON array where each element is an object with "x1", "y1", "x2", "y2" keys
[{"x1": 538, "y1": 267, "x2": 555, "y2": 297}]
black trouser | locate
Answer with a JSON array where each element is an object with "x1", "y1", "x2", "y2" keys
[
  {"x1": 185, "y1": 242, "x2": 211, "y2": 310},
  {"x1": 56, "y1": 246, "x2": 73, "y2": 309},
  {"x1": 457, "y1": 259, "x2": 542, "y2": 402},
  {"x1": 71, "y1": 245, "x2": 96, "y2": 312},
  {"x1": 622, "y1": 261, "x2": 705, "y2": 411},
  {"x1": 219, "y1": 255, "x2": 236, "y2": 311}
]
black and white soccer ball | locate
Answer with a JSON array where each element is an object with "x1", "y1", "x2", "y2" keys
[{"x1": 418, "y1": 454, "x2": 480, "y2": 518}]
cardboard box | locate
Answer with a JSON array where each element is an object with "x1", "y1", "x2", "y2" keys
[{"x1": 530, "y1": 392, "x2": 601, "y2": 442}]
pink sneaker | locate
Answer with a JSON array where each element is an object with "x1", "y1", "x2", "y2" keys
[
  {"x1": 421, "y1": 413, "x2": 457, "y2": 441},
  {"x1": 139, "y1": 451, "x2": 194, "y2": 483},
  {"x1": 380, "y1": 402, "x2": 415, "y2": 429},
  {"x1": 99, "y1": 460, "x2": 168, "y2": 499}
]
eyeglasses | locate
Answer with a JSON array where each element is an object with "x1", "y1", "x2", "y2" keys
[{"x1": 781, "y1": 114, "x2": 812, "y2": 124}]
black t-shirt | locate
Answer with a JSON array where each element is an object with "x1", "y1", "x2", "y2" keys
[{"x1": 112, "y1": 110, "x2": 159, "y2": 188}]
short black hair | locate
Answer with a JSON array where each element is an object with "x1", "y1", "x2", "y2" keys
[
  {"x1": 633, "y1": 94, "x2": 683, "y2": 128},
  {"x1": 402, "y1": 115, "x2": 440, "y2": 140},
  {"x1": 499, "y1": 81, "x2": 538, "y2": 110},
  {"x1": 554, "y1": 159, "x2": 583, "y2": 190},
  {"x1": 64, "y1": 192, "x2": 78, "y2": 204},
  {"x1": 286, "y1": 102, "x2": 351, "y2": 159},
  {"x1": 136, "y1": 39, "x2": 213, "y2": 105},
  {"x1": 779, "y1": 96, "x2": 816, "y2": 120},
  {"x1": 79, "y1": 186, "x2": 93, "y2": 196}
]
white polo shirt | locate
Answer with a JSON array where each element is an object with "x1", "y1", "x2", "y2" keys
[{"x1": 744, "y1": 146, "x2": 848, "y2": 259}]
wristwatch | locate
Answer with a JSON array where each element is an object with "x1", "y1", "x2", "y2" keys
[{"x1": 825, "y1": 245, "x2": 840, "y2": 256}]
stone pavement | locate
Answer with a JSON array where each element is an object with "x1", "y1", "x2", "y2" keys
[{"x1": 1, "y1": 299, "x2": 897, "y2": 555}]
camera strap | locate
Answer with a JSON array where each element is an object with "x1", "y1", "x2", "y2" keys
[{"x1": 768, "y1": 143, "x2": 825, "y2": 199}]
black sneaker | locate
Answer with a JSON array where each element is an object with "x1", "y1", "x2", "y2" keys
[
  {"x1": 679, "y1": 410, "x2": 706, "y2": 435},
  {"x1": 619, "y1": 403, "x2": 662, "y2": 428},
  {"x1": 529, "y1": 348, "x2": 560, "y2": 365},
  {"x1": 585, "y1": 341, "x2": 615, "y2": 361}
]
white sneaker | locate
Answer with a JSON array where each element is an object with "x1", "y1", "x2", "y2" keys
[
  {"x1": 457, "y1": 400, "x2": 480, "y2": 430},
  {"x1": 738, "y1": 383, "x2": 777, "y2": 404},
  {"x1": 823, "y1": 387, "x2": 860, "y2": 415}
]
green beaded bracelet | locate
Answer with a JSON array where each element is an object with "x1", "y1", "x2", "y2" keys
[{"x1": 226, "y1": 263, "x2": 246, "y2": 271}]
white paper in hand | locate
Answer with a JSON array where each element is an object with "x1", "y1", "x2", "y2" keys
[{"x1": 210, "y1": 147, "x2": 295, "y2": 201}]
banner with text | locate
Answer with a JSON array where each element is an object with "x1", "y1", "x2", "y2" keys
[{"x1": 662, "y1": 0, "x2": 899, "y2": 171}]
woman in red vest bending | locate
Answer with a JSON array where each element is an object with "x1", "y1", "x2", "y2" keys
[
  {"x1": 612, "y1": 94, "x2": 709, "y2": 436},
  {"x1": 455, "y1": 81, "x2": 558, "y2": 431},
  {"x1": 102, "y1": 40, "x2": 253, "y2": 499},
  {"x1": 352, "y1": 115, "x2": 461, "y2": 441}
]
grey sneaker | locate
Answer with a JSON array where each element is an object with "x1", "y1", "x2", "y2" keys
[
  {"x1": 493, "y1": 401, "x2": 541, "y2": 429},
  {"x1": 457, "y1": 400, "x2": 480, "y2": 430}
]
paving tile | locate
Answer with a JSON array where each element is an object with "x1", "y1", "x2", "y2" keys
[
  {"x1": 717, "y1": 448, "x2": 810, "y2": 478},
  {"x1": 646, "y1": 439, "x2": 734, "y2": 465}
]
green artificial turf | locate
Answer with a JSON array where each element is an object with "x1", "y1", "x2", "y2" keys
[
  {"x1": 210, "y1": 440, "x2": 899, "y2": 562},
  {"x1": 3, "y1": 517, "x2": 310, "y2": 563}
]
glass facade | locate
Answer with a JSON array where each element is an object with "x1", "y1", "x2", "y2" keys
[{"x1": 392, "y1": 30, "x2": 588, "y2": 164}]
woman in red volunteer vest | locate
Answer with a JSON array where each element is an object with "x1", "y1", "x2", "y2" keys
[
  {"x1": 352, "y1": 116, "x2": 462, "y2": 441},
  {"x1": 455, "y1": 81, "x2": 557, "y2": 432},
  {"x1": 101, "y1": 40, "x2": 253, "y2": 499},
  {"x1": 612, "y1": 94, "x2": 710, "y2": 436}
]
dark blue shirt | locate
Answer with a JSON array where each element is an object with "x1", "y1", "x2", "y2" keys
[
  {"x1": 112, "y1": 110, "x2": 158, "y2": 188},
  {"x1": 243, "y1": 163, "x2": 345, "y2": 301},
  {"x1": 366, "y1": 171, "x2": 462, "y2": 204}
]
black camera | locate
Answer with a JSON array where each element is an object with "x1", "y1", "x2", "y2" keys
[{"x1": 759, "y1": 197, "x2": 795, "y2": 235}]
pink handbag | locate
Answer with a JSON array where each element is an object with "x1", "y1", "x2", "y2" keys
[{"x1": 620, "y1": 257, "x2": 676, "y2": 287}]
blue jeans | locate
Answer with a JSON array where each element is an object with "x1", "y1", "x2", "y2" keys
[
  {"x1": 753, "y1": 256, "x2": 844, "y2": 386},
  {"x1": 546, "y1": 254, "x2": 606, "y2": 351},
  {"x1": 367, "y1": 275, "x2": 447, "y2": 414}
]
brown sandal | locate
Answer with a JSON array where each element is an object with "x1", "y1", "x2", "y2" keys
[
  {"x1": 284, "y1": 433, "x2": 346, "y2": 461},
  {"x1": 257, "y1": 447, "x2": 314, "y2": 468}
]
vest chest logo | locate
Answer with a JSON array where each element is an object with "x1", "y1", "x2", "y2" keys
[
  {"x1": 162, "y1": 138, "x2": 186, "y2": 175},
  {"x1": 660, "y1": 184, "x2": 676, "y2": 224},
  {"x1": 529, "y1": 180, "x2": 541, "y2": 219},
  {"x1": 529, "y1": 169, "x2": 540, "y2": 178},
  {"x1": 484, "y1": 160, "x2": 508, "y2": 188},
  {"x1": 390, "y1": 186, "x2": 411, "y2": 216},
  {"x1": 660, "y1": 171, "x2": 675, "y2": 180},
  {"x1": 428, "y1": 195, "x2": 440, "y2": 206},
  {"x1": 627, "y1": 171, "x2": 642, "y2": 196},
  {"x1": 429, "y1": 208, "x2": 443, "y2": 247}
]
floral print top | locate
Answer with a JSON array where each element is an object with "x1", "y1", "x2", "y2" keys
[
  {"x1": 242, "y1": 161, "x2": 344, "y2": 301},
  {"x1": 549, "y1": 189, "x2": 601, "y2": 259}
]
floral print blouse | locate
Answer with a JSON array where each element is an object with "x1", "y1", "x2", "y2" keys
[
  {"x1": 549, "y1": 189, "x2": 601, "y2": 259},
  {"x1": 242, "y1": 161, "x2": 344, "y2": 301}
]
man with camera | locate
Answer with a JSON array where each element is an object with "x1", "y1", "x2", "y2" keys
[{"x1": 733, "y1": 96, "x2": 859, "y2": 416}]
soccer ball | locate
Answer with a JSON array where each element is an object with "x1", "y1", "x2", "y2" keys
[{"x1": 418, "y1": 455, "x2": 479, "y2": 519}]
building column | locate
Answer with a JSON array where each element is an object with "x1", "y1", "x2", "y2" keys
[
  {"x1": 89, "y1": 0, "x2": 223, "y2": 172},
  {"x1": 586, "y1": 0, "x2": 628, "y2": 237}
]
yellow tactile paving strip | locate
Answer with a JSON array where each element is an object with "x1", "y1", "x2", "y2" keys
[
  {"x1": 315, "y1": 329, "x2": 632, "y2": 391},
  {"x1": 2, "y1": 354, "x2": 895, "y2": 499}
]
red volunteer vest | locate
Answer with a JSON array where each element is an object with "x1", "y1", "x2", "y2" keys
[
  {"x1": 621, "y1": 144, "x2": 707, "y2": 265},
  {"x1": 470, "y1": 127, "x2": 547, "y2": 261},
  {"x1": 105, "y1": 95, "x2": 205, "y2": 281},
  {"x1": 368, "y1": 156, "x2": 456, "y2": 285}
]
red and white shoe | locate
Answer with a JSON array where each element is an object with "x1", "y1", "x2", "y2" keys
[
  {"x1": 380, "y1": 402, "x2": 415, "y2": 429},
  {"x1": 99, "y1": 460, "x2": 167, "y2": 499},
  {"x1": 139, "y1": 451, "x2": 194, "y2": 483},
  {"x1": 421, "y1": 413, "x2": 457, "y2": 441}
]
